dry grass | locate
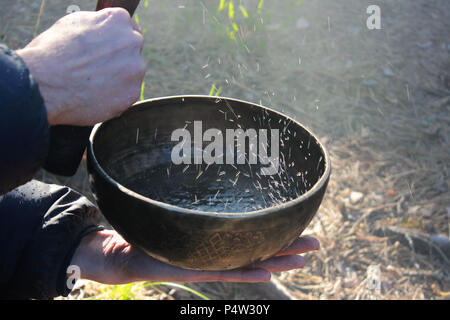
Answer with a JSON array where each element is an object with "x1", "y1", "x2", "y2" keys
[{"x1": 2, "y1": 0, "x2": 449, "y2": 300}]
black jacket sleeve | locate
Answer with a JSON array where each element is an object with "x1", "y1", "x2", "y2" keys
[
  {"x1": 0, "y1": 44, "x2": 102, "y2": 299},
  {"x1": 0, "y1": 44, "x2": 50, "y2": 195},
  {"x1": 0, "y1": 180, "x2": 102, "y2": 299},
  {"x1": 0, "y1": 44, "x2": 90, "y2": 182}
]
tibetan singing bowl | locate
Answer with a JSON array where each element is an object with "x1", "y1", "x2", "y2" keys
[{"x1": 87, "y1": 95, "x2": 330, "y2": 270}]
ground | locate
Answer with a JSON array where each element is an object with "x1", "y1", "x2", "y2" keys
[{"x1": 1, "y1": 0, "x2": 449, "y2": 300}]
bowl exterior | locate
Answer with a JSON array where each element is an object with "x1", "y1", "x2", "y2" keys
[
  {"x1": 87, "y1": 95, "x2": 330, "y2": 270},
  {"x1": 87, "y1": 151, "x2": 329, "y2": 270}
]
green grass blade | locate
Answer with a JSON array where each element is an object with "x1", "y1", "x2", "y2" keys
[
  {"x1": 257, "y1": 0, "x2": 264, "y2": 14},
  {"x1": 209, "y1": 83, "x2": 217, "y2": 96},
  {"x1": 134, "y1": 13, "x2": 140, "y2": 26},
  {"x1": 140, "y1": 81, "x2": 146, "y2": 101},
  {"x1": 218, "y1": 0, "x2": 226, "y2": 12},
  {"x1": 239, "y1": 5, "x2": 249, "y2": 19},
  {"x1": 228, "y1": 28, "x2": 236, "y2": 40},
  {"x1": 257, "y1": 0, "x2": 265, "y2": 10},
  {"x1": 228, "y1": 1, "x2": 235, "y2": 20}
]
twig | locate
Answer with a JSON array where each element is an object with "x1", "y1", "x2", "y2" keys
[
  {"x1": 33, "y1": 0, "x2": 46, "y2": 38},
  {"x1": 347, "y1": 203, "x2": 397, "y2": 235}
]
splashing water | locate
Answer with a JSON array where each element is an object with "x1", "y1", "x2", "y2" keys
[{"x1": 123, "y1": 106, "x2": 322, "y2": 214}]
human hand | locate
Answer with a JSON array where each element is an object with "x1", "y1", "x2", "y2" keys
[
  {"x1": 70, "y1": 229, "x2": 320, "y2": 284},
  {"x1": 16, "y1": 8, "x2": 146, "y2": 126}
]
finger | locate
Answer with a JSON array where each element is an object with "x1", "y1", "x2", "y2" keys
[
  {"x1": 160, "y1": 266, "x2": 271, "y2": 283},
  {"x1": 96, "y1": 7, "x2": 131, "y2": 24},
  {"x1": 133, "y1": 253, "x2": 272, "y2": 283},
  {"x1": 275, "y1": 236, "x2": 320, "y2": 256},
  {"x1": 130, "y1": 21, "x2": 144, "y2": 53},
  {"x1": 130, "y1": 18, "x2": 143, "y2": 35},
  {"x1": 250, "y1": 255, "x2": 306, "y2": 273},
  {"x1": 133, "y1": 31, "x2": 144, "y2": 54}
]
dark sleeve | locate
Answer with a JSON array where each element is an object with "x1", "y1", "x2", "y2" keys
[
  {"x1": 0, "y1": 180, "x2": 103, "y2": 300},
  {"x1": 0, "y1": 44, "x2": 50, "y2": 195},
  {"x1": 0, "y1": 45, "x2": 101, "y2": 300}
]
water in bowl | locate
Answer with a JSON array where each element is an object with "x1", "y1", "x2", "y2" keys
[{"x1": 126, "y1": 160, "x2": 309, "y2": 213}]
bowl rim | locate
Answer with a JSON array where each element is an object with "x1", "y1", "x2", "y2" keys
[{"x1": 87, "y1": 95, "x2": 331, "y2": 218}]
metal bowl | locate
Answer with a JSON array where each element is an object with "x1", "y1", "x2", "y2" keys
[{"x1": 87, "y1": 95, "x2": 330, "y2": 270}]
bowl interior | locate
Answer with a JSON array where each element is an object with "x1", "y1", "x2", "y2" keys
[{"x1": 92, "y1": 96, "x2": 327, "y2": 214}]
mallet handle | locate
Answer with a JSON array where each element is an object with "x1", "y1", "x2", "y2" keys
[{"x1": 96, "y1": 0, "x2": 141, "y2": 16}]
